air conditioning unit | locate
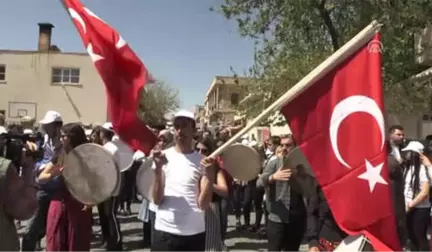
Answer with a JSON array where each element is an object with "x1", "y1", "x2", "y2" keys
[{"x1": 414, "y1": 25, "x2": 432, "y2": 66}]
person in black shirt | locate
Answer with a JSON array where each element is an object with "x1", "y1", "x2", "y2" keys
[{"x1": 306, "y1": 184, "x2": 347, "y2": 251}]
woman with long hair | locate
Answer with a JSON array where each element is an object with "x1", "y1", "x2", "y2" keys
[
  {"x1": 39, "y1": 123, "x2": 92, "y2": 251},
  {"x1": 401, "y1": 141, "x2": 431, "y2": 251},
  {"x1": 197, "y1": 138, "x2": 229, "y2": 251}
]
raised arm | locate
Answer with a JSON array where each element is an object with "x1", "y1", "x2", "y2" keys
[
  {"x1": 197, "y1": 158, "x2": 216, "y2": 210},
  {"x1": 152, "y1": 152, "x2": 166, "y2": 205},
  {"x1": 257, "y1": 158, "x2": 277, "y2": 188},
  {"x1": 38, "y1": 162, "x2": 60, "y2": 183},
  {"x1": 213, "y1": 169, "x2": 228, "y2": 197}
]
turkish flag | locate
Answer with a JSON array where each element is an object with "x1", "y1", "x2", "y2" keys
[
  {"x1": 282, "y1": 33, "x2": 401, "y2": 251},
  {"x1": 63, "y1": 0, "x2": 157, "y2": 155}
]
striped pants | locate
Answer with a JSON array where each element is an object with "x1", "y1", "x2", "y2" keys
[{"x1": 205, "y1": 201, "x2": 227, "y2": 251}]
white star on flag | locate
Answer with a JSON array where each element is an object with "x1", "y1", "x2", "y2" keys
[
  {"x1": 358, "y1": 160, "x2": 388, "y2": 192},
  {"x1": 87, "y1": 43, "x2": 104, "y2": 62}
]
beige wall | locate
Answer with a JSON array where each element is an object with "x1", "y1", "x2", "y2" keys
[{"x1": 0, "y1": 51, "x2": 106, "y2": 125}]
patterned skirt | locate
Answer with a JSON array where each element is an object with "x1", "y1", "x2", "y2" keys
[{"x1": 205, "y1": 201, "x2": 227, "y2": 251}]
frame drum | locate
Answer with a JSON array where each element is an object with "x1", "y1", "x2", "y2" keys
[
  {"x1": 334, "y1": 234, "x2": 371, "y2": 251},
  {"x1": 221, "y1": 143, "x2": 261, "y2": 181},
  {"x1": 110, "y1": 138, "x2": 134, "y2": 172},
  {"x1": 283, "y1": 147, "x2": 316, "y2": 197},
  {"x1": 63, "y1": 143, "x2": 120, "y2": 205},
  {"x1": 136, "y1": 157, "x2": 154, "y2": 201}
]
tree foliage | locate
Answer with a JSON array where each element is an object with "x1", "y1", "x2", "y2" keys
[
  {"x1": 214, "y1": 0, "x2": 432, "y2": 125},
  {"x1": 139, "y1": 81, "x2": 180, "y2": 126}
]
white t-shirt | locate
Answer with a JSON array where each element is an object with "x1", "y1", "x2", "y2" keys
[
  {"x1": 148, "y1": 156, "x2": 158, "y2": 212},
  {"x1": 154, "y1": 147, "x2": 205, "y2": 236},
  {"x1": 404, "y1": 164, "x2": 431, "y2": 209}
]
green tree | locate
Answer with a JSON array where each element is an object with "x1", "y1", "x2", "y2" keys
[
  {"x1": 214, "y1": 0, "x2": 432, "y2": 124},
  {"x1": 139, "y1": 81, "x2": 180, "y2": 126}
]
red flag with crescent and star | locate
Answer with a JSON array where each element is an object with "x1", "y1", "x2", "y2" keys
[
  {"x1": 62, "y1": 0, "x2": 157, "y2": 155},
  {"x1": 282, "y1": 33, "x2": 401, "y2": 251}
]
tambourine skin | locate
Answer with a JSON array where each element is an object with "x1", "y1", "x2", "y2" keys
[
  {"x1": 283, "y1": 147, "x2": 316, "y2": 197},
  {"x1": 221, "y1": 144, "x2": 261, "y2": 181},
  {"x1": 136, "y1": 157, "x2": 154, "y2": 201},
  {"x1": 111, "y1": 139, "x2": 134, "y2": 172},
  {"x1": 63, "y1": 143, "x2": 120, "y2": 205}
]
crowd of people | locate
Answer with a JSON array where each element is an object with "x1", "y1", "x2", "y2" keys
[{"x1": 1, "y1": 110, "x2": 432, "y2": 251}]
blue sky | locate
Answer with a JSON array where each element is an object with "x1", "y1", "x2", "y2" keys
[{"x1": 0, "y1": 0, "x2": 255, "y2": 110}]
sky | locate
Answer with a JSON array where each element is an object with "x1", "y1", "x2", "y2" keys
[{"x1": 0, "y1": 0, "x2": 255, "y2": 111}]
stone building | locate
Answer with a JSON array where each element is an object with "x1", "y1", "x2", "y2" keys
[{"x1": 203, "y1": 76, "x2": 249, "y2": 127}]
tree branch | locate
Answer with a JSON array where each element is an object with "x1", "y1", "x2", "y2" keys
[{"x1": 317, "y1": 0, "x2": 340, "y2": 51}]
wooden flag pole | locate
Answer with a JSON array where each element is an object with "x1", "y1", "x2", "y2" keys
[{"x1": 209, "y1": 20, "x2": 382, "y2": 158}]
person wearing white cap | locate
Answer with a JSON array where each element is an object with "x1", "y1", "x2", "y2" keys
[
  {"x1": 137, "y1": 129, "x2": 174, "y2": 248},
  {"x1": 102, "y1": 122, "x2": 135, "y2": 216},
  {"x1": 89, "y1": 125, "x2": 123, "y2": 251},
  {"x1": 21, "y1": 110, "x2": 63, "y2": 251},
  {"x1": 151, "y1": 110, "x2": 217, "y2": 251},
  {"x1": 400, "y1": 140, "x2": 431, "y2": 251}
]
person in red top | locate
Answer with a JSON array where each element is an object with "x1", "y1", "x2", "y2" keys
[{"x1": 39, "y1": 123, "x2": 92, "y2": 251}]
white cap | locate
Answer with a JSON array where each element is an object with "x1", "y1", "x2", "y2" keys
[
  {"x1": 23, "y1": 129, "x2": 34, "y2": 134},
  {"x1": 39, "y1": 111, "x2": 62, "y2": 124},
  {"x1": 102, "y1": 122, "x2": 114, "y2": 131},
  {"x1": 401, "y1": 141, "x2": 424, "y2": 154},
  {"x1": 85, "y1": 129, "x2": 92, "y2": 136},
  {"x1": 0, "y1": 126, "x2": 7, "y2": 134},
  {"x1": 173, "y1": 110, "x2": 195, "y2": 121}
]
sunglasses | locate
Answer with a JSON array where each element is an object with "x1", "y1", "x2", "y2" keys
[{"x1": 196, "y1": 147, "x2": 209, "y2": 154}]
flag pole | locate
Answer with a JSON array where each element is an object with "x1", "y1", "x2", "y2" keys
[{"x1": 209, "y1": 20, "x2": 382, "y2": 158}]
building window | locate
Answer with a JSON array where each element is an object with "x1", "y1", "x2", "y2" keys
[
  {"x1": 52, "y1": 67, "x2": 80, "y2": 84},
  {"x1": 0, "y1": 65, "x2": 5, "y2": 82},
  {"x1": 231, "y1": 93, "x2": 239, "y2": 105},
  {"x1": 422, "y1": 114, "x2": 432, "y2": 121}
]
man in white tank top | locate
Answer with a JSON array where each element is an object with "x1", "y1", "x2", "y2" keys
[{"x1": 151, "y1": 110, "x2": 216, "y2": 251}]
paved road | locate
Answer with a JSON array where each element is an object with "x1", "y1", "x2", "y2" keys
[{"x1": 17, "y1": 203, "x2": 307, "y2": 251}]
